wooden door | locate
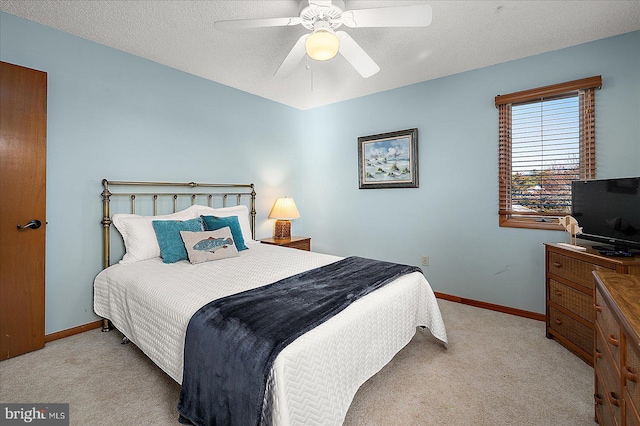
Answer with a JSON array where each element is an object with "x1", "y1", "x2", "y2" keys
[{"x1": 0, "y1": 61, "x2": 47, "y2": 359}]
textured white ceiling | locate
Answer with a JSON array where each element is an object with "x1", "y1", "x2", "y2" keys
[{"x1": 1, "y1": 1, "x2": 639, "y2": 110}]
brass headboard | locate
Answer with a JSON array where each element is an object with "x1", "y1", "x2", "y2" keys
[{"x1": 101, "y1": 179, "x2": 256, "y2": 269}]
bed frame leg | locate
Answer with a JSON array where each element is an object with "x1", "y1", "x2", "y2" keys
[{"x1": 101, "y1": 319, "x2": 110, "y2": 332}]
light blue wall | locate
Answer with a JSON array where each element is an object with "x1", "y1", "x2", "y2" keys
[
  {"x1": 1, "y1": 11, "x2": 638, "y2": 333},
  {"x1": 301, "y1": 30, "x2": 640, "y2": 313},
  {"x1": 1, "y1": 12, "x2": 305, "y2": 334}
]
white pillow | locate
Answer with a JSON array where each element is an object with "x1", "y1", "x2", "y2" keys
[
  {"x1": 197, "y1": 204, "x2": 254, "y2": 244},
  {"x1": 113, "y1": 206, "x2": 199, "y2": 264}
]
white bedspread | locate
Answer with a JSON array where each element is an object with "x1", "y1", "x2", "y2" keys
[{"x1": 94, "y1": 243, "x2": 447, "y2": 425}]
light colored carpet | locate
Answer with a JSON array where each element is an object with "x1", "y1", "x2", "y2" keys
[{"x1": 0, "y1": 300, "x2": 594, "y2": 425}]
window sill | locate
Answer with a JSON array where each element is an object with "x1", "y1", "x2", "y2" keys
[{"x1": 499, "y1": 216, "x2": 565, "y2": 231}]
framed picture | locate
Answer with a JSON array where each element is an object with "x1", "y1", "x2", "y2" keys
[{"x1": 358, "y1": 128, "x2": 419, "y2": 189}]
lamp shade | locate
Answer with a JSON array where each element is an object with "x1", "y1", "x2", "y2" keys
[
  {"x1": 305, "y1": 29, "x2": 339, "y2": 61},
  {"x1": 269, "y1": 197, "x2": 300, "y2": 220}
]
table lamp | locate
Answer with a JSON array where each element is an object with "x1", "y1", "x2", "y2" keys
[{"x1": 269, "y1": 197, "x2": 300, "y2": 239}]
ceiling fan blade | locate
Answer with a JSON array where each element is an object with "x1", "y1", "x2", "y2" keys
[
  {"x1": 275, "y1": 34, "x2": 310, "y2": 78},
  {"x1": 342, "y1": 4, "x2": 432, "y2": 28},
  {"x1": 215, "y1": 16, "x2": 302, "y2": 30},
  {"x1": 336, "y1": 31, "x2": 380, "y2": 78},
  {"x1": 309, "y1": 0, "x2": 333, "y2": 7}
]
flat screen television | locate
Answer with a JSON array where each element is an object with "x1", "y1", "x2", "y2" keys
[{"x1": 571, "y1": 176, "x2": 640, "y2": 252}]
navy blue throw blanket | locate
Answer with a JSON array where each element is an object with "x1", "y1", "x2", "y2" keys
[{"x1": 177, "y1": 256, "x2": 421, "y2": 426}]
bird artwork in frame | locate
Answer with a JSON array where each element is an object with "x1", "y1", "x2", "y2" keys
[{"x1": 358, "y1": 128, "x2": 418, "y2": 189}]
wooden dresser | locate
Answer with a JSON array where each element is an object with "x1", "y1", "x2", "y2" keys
[
  {"x1": 593, "y1": 271, "x2": 640, "y2": 426},
  {"x1": 545, "y1": 243, "x2": 640, "y2": 365}
]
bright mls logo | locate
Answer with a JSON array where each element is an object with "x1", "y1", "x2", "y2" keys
[{"x1": 1, "y1": 404, "x2": 68, "y2": 425}]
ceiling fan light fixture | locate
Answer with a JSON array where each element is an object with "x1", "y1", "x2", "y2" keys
[
  {"x1": 217, "y1": 1, "x2": 433, "y2": 78},
  {"x1": 305, "y1": 27, "x2": 339, "y2": 61}
]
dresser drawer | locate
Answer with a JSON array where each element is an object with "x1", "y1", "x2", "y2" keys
[
  {"x1": 596, "y1": 327, "x2": 621, "y2": 399},
  {"x1": 596, "y1": 371, "x2": 620, "y2": 426},
  {"x1": 286, "y1": 240, "x2": 310, "y2": 251},
  {"x1": 548, "y1": 251, "x2": 614, "y2": 290},
  {"x1": 625, "y1": 334, "x2": 640, "y2": 412},
  {"x1": 597, "y1": 364, "x2": 623, "y2": 426},
  {"x1": 626, "y1": 391, "x2": 640, "y2": 426},
  {"x1": 596, "y1": 287, "x2": 622, "y2": 367},
  {"x1": 548, "y1": 279, "x2": 593, "y2": 323},
  {"x1": 549, "y1": 306, "x2": 593, "y2": 355}
]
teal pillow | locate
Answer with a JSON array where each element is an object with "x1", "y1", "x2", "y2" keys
[
  {"x1": 152, "y1": 217, "x2": 204, "y2": 263},
  {"x1": 200, "y1": 215, "x2": 247, "y2": 251}
]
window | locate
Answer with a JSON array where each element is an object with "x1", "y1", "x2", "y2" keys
[{"x1": 495, "y1": 76, "x2": 601, "y2": 230}]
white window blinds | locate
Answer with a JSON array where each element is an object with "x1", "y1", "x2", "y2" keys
[{"x1": 510, "y1": 95, "x2": 579, "y2": 214}]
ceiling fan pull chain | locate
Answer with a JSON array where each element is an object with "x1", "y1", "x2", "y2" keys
[{"x1": 306, "y1": 60, "x2": 314, "y2": 93}]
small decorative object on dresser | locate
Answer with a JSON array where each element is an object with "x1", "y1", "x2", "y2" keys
[
  {"x1": 593, "y1": 271, "x2": 640, "y2": 426},
  {"x1": 260, "y1": 236, "x2": 311, "y2": 251},
  {"x1": 268, "y1": 197, "x2": 300, "y2": 239},
  {"x1": 557, "y1": 215, "x2": 586, "y2": 251},
  {"x1": 544, "y1": 242, "x2": 640, "y2": 365}
]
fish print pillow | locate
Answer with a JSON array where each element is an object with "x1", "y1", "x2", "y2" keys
[{"x1": 180, "y1": 227, "x2": 239, "y2": 264}]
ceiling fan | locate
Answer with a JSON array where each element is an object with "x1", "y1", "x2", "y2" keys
[{"x1": 214, "y1": 1, "x2": 432, "y2": 78}]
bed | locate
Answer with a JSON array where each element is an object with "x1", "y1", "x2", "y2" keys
[{"x1": 93, "y1": 180, "x2": 447, "y2": 425}]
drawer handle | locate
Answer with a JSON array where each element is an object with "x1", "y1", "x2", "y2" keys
[
  {"x1": 608, "y1": 335, "x2": 619, "y2": 347},
  {"x1": 554, "y1": 289, "x2": 562, "y2": 297},
  {"x1": 594, "y1": 394, "x2": 603, "y2": 405},
  {"x1": 553, "y1": 262, "x2": 562, "y2": 268},
  {"x1": 594, "y1": 304, "x2": 602, "y2": 313},
  {"x1": 624, "y1": 367, "x2": 639, "y2": 383},
  {"x1": 595, "y1": 349, "x2": 602, "y2": 359},
  {"x1": 607, "y1": 392, "x2": 620, "y2": 407},
  {"x1": 554, "y1": 318, "x2": 562, "y2": 326}
]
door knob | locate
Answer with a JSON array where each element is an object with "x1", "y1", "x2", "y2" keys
[{"x1": 17, "y1": 219, "x2": 42, "y2": 230}]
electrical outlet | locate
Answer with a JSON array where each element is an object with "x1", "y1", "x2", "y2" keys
[{"x1": 421, "y1": 256, "x2": 429, "y2": 266}]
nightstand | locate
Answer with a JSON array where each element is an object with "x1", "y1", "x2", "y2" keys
[{"x1": 260, "y1": 236, "x2": 311, "y2": 251}]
